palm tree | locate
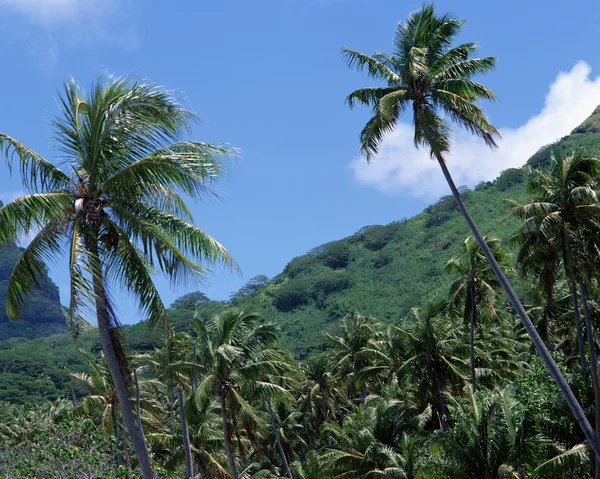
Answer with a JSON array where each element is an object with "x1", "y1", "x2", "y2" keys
[
  {"x1": 424, "y1": 388, "x2": 589, "y2": 479},
  {"x1": 446, "y1": 235, "x2": 510, "y2": 393},
  {"x1": 192, "y1": 309, "x2": 291, "y2": 479},
  {"x1": 0, "y1": 76, "x2": 236, "y2": 478},
  {"x1": 342, "y1": 3, "x2": 600, "y2": 454},
  {"x1": 322, "y1": 398, "x2": 427, "y2": 479},
  {"x1": 397, "y1": 298, "x2": 468, "y2": 432},
  {"x1": 510, "y1": 151, "x2": 600, "y2": 476},
  {"x1": 326, "y1": 311, "x2": 387, "y2": 405}
]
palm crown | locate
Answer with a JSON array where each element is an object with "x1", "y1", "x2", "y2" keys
[
  {"x1": 343, "y1": 3, "x2": 499, "y2": 160},
  {"x1": 0, "y1": 76, "x2": 235, "y2": 331}
]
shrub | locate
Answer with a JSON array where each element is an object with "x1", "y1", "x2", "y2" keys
[
  {"x1": 361, "y1": 227, "x2": 394, "y2": 251},
  {"x1": 424, "y1": 195, "x2": 458, "y2": 228},
  {"x1": 274, "y1": 280, "x2": 312, "y2": 312},
  {"x1": 321, "y1": 243, "x2": 351, "y2": 269},
  {"x1": 495, "y1": 168, "x2": 523, "y2": 191},
  {"x1": 373, "y1": 251, "x2": 394, "y2": 268},
  {"x1": 314, "y1": 271, "x2": 352, "y2": 296},
  {"x1": 284, "y1": 255, "x2": 318, "y2": 279}
]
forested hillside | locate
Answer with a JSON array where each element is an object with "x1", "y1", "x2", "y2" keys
[
  {"x1": 0, "y1": 200, "x2": 65, "y2": 340},
  {"x1": 1, "y1": 108, "x2": 599, "y2": 405},
  {"x1": 218, "y1": 109, "x2": 600, "y2": 356}
]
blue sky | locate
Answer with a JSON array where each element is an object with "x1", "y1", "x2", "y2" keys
[{"x1": 0, "y1": 0, "x2": 599, "y2": 323}]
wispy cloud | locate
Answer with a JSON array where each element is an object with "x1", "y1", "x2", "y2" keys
[
  {"x1": 0, "y1": 0, "x2": 113, "y2": 25},
  {"x1": 0, "y1": 0, "x2": 140, "y2": 65},
  {"x1": 351, "y1": 62, "x2": 600, "y2": 199}
]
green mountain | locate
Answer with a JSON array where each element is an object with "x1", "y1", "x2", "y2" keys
[
  {"x1": 0, "y1": 201, "x2": 66, "y2": 340},
  {"x1": 210, "y1": 108, "x2": 600, "y2": 357},
  {"x1": 1, "y1": 108, "x2": 600, "y2": 403}
]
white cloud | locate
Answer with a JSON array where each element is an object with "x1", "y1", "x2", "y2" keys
[
  {"x1": 0, "y1": 0, "x2": 139, "y2": 60},
  {"x1": 0, "y1": 0, "x2": 111, "y2": 24},
  {"x1": 351, "y1": 62, "x2": 600, "y2": 198}
]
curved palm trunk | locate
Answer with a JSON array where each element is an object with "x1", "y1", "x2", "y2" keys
[
  {"x1": 580, "y1": 280, "x2": 600, "y2": 479},
  {"x1": 435, "y1": 154, "x2": 600, "y2": 455},
  {"x1": 88, "y1": 236, "x2": 155, "y2": 479},
  {"x1": 469, "y1": 279, "x2": 477, "y2": 394},
  {"x1": 220, "y1": 393, "x2": 239, "y2": 479},
  {"x1": 569, "y1": 279, "x2": 588, "y2": 370},
  {"x1": 268, "y1": 402, "x2": 293, "y2": 479},
  {"x1": 178, "y1": 383, "x2": 194, "y2": 479}
]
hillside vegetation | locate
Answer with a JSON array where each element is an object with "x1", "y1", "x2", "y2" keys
[{"x1": 1, "y1": 110, "x2": 598, "y2": 405}]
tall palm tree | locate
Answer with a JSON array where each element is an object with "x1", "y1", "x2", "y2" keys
[
  {"x1": 192, "y1": 309, "x2": 291, "y2": 479},
  {"x1": 326, "y1": 311, "x2": 387, "y2": 405},
  {"x1": 397, "y1": 298, "x2": 468, "y2": 432},
  {"x1": 342, "y1": 3, "x2": 600, "y2": 454},
  {"x1": 0, "y1": 76, "x2": 235, "y2": 478},
  {"x1": 510, "y1": 151, "x2": 600, "y2": 476},
  {"x1": 446, "y1": 235, "x2": 510, "y2": 393}
]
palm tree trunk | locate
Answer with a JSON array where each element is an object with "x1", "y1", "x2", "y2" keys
[
  {"x1": 580, "y1": 280, "x2": 600, "y2": 479},
  {"x1": 192, "y1": 341, "x2": 198, "y2": 393},
  {"x1": 178, "y1": 383, "x2": 194, "y2": 479},
  {"x1": 267, "y1": 402, "x2": 293, "y2": 479},
  {"x1": 220, "y1": 393, "x2": 239, "y2": 479},
  {"x1": 111, "y1": 402, "x2": 123, "y2": 467},
  {"x1": 321, "y1": 387, "x2": 332, "y2": 447},
  {"x1": 569, "y1": 279, "x2": 588, "y2": 370},
  {"x1": 307, "y1": 395, "x2": 317, "y2": 450},
  {"x1": 87, "y1": 235, "x2": 155, "y2": 479},
  {"x1": 133, "y1": 369, "x2": 144, "y2": 439},
  {"x1": 435, "y1": 154, "x2": 600, "y2": 455},
  {"x1": 469, "y1": 279, "x2": 477, "y2": 394},
  {"x1": 71, "y1": 386, "x2": 77, "y2": 410},
  {"x1": 169, "y1": 378, "x2": 176, "y2": 455},
  {"x1": 438, "y1": 378, "x2": 447, "y2": 433},
  {"x1": 122, "y1": 414, "x2": 132, "y2": 473},
  {"x1": 196, "y1": 457, "x2": 208, "y2": 479}
]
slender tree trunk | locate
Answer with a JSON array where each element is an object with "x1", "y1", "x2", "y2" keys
[
  {"x1": 169, "y1": 378, "x2": 176, "y2": 455},
  {"x1": 87, "y1": 235, "x2": 155, "y2": 479},
  {"x1": 122, "y1": 414, "x2": 132, "y2": 473},
  {"x1": 469, "y1": 279, "x2": 477, "y2": 394},
  {"x1": 580, "y1": 280, "x2": 600, "y2": 479},
  {"x1": 71, "y1": 387, "x2": 77, "y2": 410},
  {"x1": 111, "y1": 402, "x2": 123, "y2": 466},
  {"x1": 321, "y1": 387, "x2": 332, "y2": 447},
  {"x1": 267, "y1": 402, "x2": 293, "y2": 479},
  {"x1": 133, "y1": 369, "x2": 144, "y2": 438},
  {"x1": 569, "y1": 279, "x2": 588, "y2": 370},
  {"x1": 435, "y1": 154, "x2": 600, "y2": 455},
  {"x1": 308, "y1": 395, "x2": 317, "y2": 450},
  {"x1": 178, "y1": 383, "x2": 194, "y2": 479},
  {"x1": 192, "y1": 341, "x2": 198, "y2": 393},
  {"x1": 438, "y1": 378, "x2": 447, "y2": 433},
  {"x1": 220, "y1": 393, "x2": 239, "y2": 479},
  {"x1": 196, "y1": 457, "x2": 208, "y2": 479}
]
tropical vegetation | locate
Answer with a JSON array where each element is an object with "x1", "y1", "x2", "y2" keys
[{"x1": 1, "y1": 3, "x2": 600, "y2": 478}]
